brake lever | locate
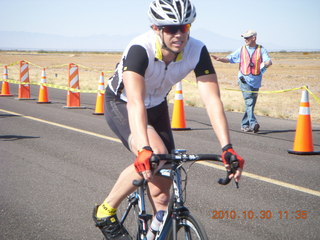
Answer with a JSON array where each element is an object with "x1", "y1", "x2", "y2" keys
[{"x1": 218, "y1": 155, "x2": 239, "y2": 188}]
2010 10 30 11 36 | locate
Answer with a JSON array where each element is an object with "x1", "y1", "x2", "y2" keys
[{"x1": 211, "y1": 210, "x2": 309, "y2": 220}]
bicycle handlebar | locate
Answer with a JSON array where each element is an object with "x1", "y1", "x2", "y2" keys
[
  {"x1": 133, "y1": 151, "x2": 240, "y2": 188},
  {"x1": 151, "y1": 153, "x2": 222, "y2": 163},
  {"x1": 150, "y1": 152, "x2": 239, "y2": 188},
  {"x1": 133, "y1": 153, "x2": 221, "y2": 187}
]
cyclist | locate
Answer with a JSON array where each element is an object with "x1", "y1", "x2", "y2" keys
[{"x1": 93, "y1": 0, "x2": 245, "y2": 239}]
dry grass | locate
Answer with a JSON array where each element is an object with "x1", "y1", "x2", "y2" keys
[{"x1": 1, "y1": 51, "x2": 319, "y2": 123}]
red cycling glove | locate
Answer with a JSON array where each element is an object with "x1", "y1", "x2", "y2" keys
[
  {"x1": 222, "y1": 144, "x2": 245, "y2": 169},
  {"x1": 134, "y1": 146, "x2": 153, "y2": 173}
]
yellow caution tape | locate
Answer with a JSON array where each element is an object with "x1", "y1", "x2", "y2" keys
[
  {"x1": 223, "y1": 85, "x2": 320, "y2": 104},
  {"x1": 303, "y1": 85, "x2": 320, "y2": 105},
  {"x1": 27, "y1": 61, "x2": 45, "y2": 69},
  {"x1": 223, "y1": 86, "x2": 304, "y2": 94},
  {"x1": 0, "y1": 61, "x2": 20, "y2": 67},
  {"x1": 3, "y1": 78, "x2": 105, "y2": 94},
  {"x1": 182, "y1": 79, "x2": 320, "y2": 105}
]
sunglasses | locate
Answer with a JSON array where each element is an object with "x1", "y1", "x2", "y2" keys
[
  {"x1": 158, "y1": 24, "x2": 191, "y2": 34},
  {"x1": 244, "y1": 36, "x2": 253, "y2": 40}
]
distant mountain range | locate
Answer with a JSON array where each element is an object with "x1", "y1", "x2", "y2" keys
[{"x1": 0, "y1": 30, "x2": 310, "y2": 52}]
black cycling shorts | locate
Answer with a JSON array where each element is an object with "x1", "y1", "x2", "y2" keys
[{"x1": 104, "y1": 87, "x2": 175, "y2": 153}]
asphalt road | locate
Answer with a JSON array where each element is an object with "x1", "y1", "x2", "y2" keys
[{"x1": 1, "y1": 85, "x2": 320, "y2": 240}]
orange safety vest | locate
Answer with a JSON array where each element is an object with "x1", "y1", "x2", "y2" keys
[{"x1": 240, "y1": 45, "x2": 262, "y2": 76}]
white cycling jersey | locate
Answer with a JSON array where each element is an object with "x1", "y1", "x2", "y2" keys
[{"x1": 107, "y1": 30, "x2": 211, "y2": 108}]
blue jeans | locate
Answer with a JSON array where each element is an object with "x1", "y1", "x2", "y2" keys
[{"x1": 238, "y1": 80, "x2": 259, "y2": 128}]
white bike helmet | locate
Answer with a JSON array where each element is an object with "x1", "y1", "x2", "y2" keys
[{"x1": 148, "y1": 0, "x2": 196, "y2": 26}]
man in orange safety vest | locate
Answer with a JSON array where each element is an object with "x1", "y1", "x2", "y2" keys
[{"x1": 212, "y1": 30, "x2": 272, "y2": 133}]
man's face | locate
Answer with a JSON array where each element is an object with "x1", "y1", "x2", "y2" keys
[
  {"x1": 156, "y1": 24, "x2": 190, "y2": 53},
  {"x1": 244, "y1": 35, "x2": 256, "y2": 46}
]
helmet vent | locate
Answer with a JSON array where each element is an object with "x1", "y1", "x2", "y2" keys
[
  {"x1": 151, "y1": 8, "x2": 164, "y2": 20},
  {"x1": 168, "y1": 13, "x2": 175, "y2": 20},
  {"x1": 176, "y1": 1, "x2": 182, "y2": 16},
  {"x1": 186, "y1": 4, "x2": 191, "y2": 16}
]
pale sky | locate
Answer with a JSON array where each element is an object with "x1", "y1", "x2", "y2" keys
[{"x1": 1, "y1": 0, "x2": 319, "y2": 50}]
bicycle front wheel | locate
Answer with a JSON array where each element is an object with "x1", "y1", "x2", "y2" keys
[
  {"x1": 165, "y1": 214, "x2": 208, "y2": 240},
  {"x1": 117, "y1": 201, "x2": 140, "y2": 239}
]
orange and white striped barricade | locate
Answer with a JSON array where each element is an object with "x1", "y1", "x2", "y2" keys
[
  {"x1": 288, "y1": 88, "x2": 320, "y2": 155},
  {"x1": 37, "y1": 68, "x2": 51, "y2": 104},
  {"x1": 0, "y1": 65, "x2": 14, "y2": 97},
  {"x1": 93, "y1": 72, "x2": 105, "y2": 115},
  {"x1": 64, "y1": 63, "x2": 85, "y2": 109},
  {"x1": 17, "y1": 60, "x2": 35, "y2": 100},
  {"x1": 171, "y1": 81, "x2": 190, "y2": 130}
]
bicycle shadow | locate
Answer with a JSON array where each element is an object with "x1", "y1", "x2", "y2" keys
[
  {"x1": 0, "y1": 114, "x2": 20, "y2": 118},
  {"x1": 0, "y1": 135, "x2": 40, "y2": 141}
]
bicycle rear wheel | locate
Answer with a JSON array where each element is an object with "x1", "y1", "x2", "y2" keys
[{"x1": 165, "y1": 214, "x2": 208, "y2": 240}]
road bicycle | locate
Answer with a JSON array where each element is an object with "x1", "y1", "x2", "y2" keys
[{"x1": 118, "y1": 149, "x2": 239, "y2": 240}]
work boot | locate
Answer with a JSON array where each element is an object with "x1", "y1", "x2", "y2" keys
[
  {"x1": 93, "y1": 205, "x2": 132, "y2": 240},
  {"x1": 252, "y1": 123, "x2": 260, "y2": 133}
]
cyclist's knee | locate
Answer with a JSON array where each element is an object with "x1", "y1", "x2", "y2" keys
[
  {"x1": 149, "y1": 179, "x2": 170, "y2": 205},
  {"x1": 151, "y1": 145, "x2": 168, "y2": 154},
  {"x1": 151, "y1": 191, "x2": 169, "y2": 207}
]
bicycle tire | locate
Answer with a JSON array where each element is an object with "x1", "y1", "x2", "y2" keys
[
  {"x1": 118, "y1": 196, "x2": 153, "y2": 240},
  {"x1": 117, "y1": 199, "x2": 141, "y2": 239},
  {"x1": 164, "y1": 214, "x2": 208, "y2": 240}
]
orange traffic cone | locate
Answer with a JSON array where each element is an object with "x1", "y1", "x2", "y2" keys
[
  {"x1": 288, "y1": 89, "x2": 320, "y2": 155},
  {"x1": 37, "y1": 68, "x2": 51, "y2": 104},
  {"x1": 171, "y1": 81, "x2": 190, "y2": 131},
  {"x1": 17, "y1": 60, "x2": 35, "y2": 100},
  {"x1": 64, "y1": 63, "x2": 86, "y2": 109},
  {"x1": 0, "y1": 65, "x2": 14, "y2": 97},
  {"x1": 93, "y1": 72, "x2": 105, "y2": 115}
]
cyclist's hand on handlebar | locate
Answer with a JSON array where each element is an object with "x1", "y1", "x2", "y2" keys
[
  {"x1": 222, "y1": 144, "x2": 245, "y2": 183},
  {"x1": 134, "y1": 146, "x2": 153, "y2": 180}
]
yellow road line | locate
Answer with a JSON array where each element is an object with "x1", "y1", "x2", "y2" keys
[
  {"x1": 1, "y1": 108, "x2": 319, "y2": 197},
  {"x1": 0, "y1": 109, "x2": 121, "y2": 143},
  {"x1": 198, "y1": 161, "x2": 320, "y2": 197}
]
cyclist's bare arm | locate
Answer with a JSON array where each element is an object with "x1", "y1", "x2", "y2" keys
[
  {"x1": 123, "y1": 71, "x2": 150, "y2": 153},
  {"x1": 197, "y1": 73, "x2": 230, "y2": 148},
  {"x1": 196, "y1": 73, "x2": 245, "y2": 183},
  {"x1": 123, "y1": 71, "x2": 168, "y2": 182}
]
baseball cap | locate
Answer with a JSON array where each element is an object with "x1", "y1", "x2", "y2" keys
[{"x1": 241, "y1": 30, "x2": 257, "y2": 38}]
